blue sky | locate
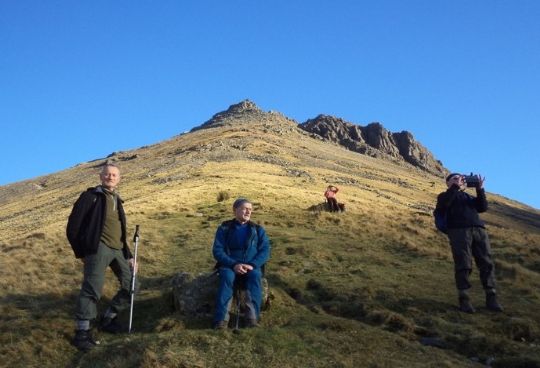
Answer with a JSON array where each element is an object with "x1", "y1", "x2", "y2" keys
[{"x1": 1, "y1": 1, "x2": 539, "y2": 209}]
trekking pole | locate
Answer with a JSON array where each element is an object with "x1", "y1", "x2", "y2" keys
[
  {"x1": 233, "y1": 289, "x2": 241, "y2": 334},
  {"x1": 128, "y1": 225, "x2": 140, "y2": 334}
]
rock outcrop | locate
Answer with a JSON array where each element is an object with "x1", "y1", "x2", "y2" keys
[
  {"x1": 191, "y1": 101, "x2": 446, "y2": 176},
  {"x1": 172, "y1": 272, "x2": 218, "y2": 317},
  {"x1": 299, "y1": 115, "x2": 446, "y2": 176},
  {"x1": 191, "y1": 99, "x2": 265, "y2": 132},
  {"x1": 171, "y1": 271, "x2": 271, "y2": 318}
]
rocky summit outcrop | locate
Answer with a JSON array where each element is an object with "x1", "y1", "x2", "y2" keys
[
  {"x1": 191, "y1": 99, "x2": 265, "y2": 132},
  {"x1": 299, "y1": 115, "x2": 447, "y2": 176},
  {"x1": 191, "y1": 101, "x2": 447, "y2": 175}
]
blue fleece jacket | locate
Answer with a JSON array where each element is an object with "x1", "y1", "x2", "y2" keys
[{"x1": 212, "y1": 220, "x2": 270, "y2": 269}]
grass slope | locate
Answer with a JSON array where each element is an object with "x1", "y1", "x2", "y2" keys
[{"x1": 1, "y1": 115, "x2": 540, "y2": 368}]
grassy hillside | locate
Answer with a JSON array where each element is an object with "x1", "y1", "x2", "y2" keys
[{"x1": 1, "y1": 111, "x2": 540, "y2": 368}]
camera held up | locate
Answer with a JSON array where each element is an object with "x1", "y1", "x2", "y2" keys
[{"x1": 463, "y1": 173, "x2": 480, "y2": 188}]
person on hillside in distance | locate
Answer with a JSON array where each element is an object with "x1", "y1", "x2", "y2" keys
[
  {"x1": 66, "y1": 163, "x2": 136, "y2": 351},
  {"x1": 435, "y1": 173, "x2": 503, "y2": 314},
  {"x1": 212, "y1": 198, "x2": 271, "y2": 329},
  {"x1": 324, "y1": 185, "x2": 340, "y2": 212}
]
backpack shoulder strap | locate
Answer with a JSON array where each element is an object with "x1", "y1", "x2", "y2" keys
[{"x1": 248, "y1": 221, "x2": 266, "y2": 274}]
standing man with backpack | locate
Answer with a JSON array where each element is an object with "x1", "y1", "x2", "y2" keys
[
  {"x1": 66, "y1": 163, "x2": 135, "y2": 351},
  {"x1": 212, "y1": 198, "x2": 271, "y2": 329},
  {"x1": 435, "y1": 173, "x2": 503, "y2": 314}
]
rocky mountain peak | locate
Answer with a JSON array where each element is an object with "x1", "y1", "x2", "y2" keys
[
  {"x1": 225, "y1": 99, "x2": 261, "y2": 114},
  {"x1": 191, "y1": 99, "x2": 263, "y2": 132},
  {"x1": 300, "y1": 115, "x2": 446, "y2": 176},
  {"x1": 189, "y1": 101, "x2": 446, "y2": 176}
]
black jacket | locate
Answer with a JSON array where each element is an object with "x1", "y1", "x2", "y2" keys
[
  {"x1": 436, "y1": 185, "x2": 488, "y2": 229},
  {"x1": 66, "y1": 186, "x2": 131, "y2": 259}
]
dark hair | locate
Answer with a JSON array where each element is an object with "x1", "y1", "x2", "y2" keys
[
  {"x1": 446, "y1": 173, "x2": 460, "y2": 182},
  {"x1": 233, "y1": 198, "x2": 251, "y2": 209}
]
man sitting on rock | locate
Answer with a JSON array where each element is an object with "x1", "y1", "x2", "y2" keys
[
  {"x1": 212, "y1": 198, "x2": 271, "y2": 329},
  {"x1": 324, "y1": 185, "x2": 340, "y2": 212}
]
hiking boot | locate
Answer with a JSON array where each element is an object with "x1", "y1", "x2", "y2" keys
[
  {"x1": 213, "y1": 320, "x2": 228, "y2": 330},
  {"x1": 100, "y1": 316, "x2": 125, "y2": 334},
  {"x1": 486, "y1": 292, "x2": 504, "y2": 312},
  {"x1": 458, "y1": 294, "x2": 475, "y2": 314},
  {"x1": 72, "y1": 329, "x2": 99, "y2": 352},
  {"x1": 246, "y1": 318, "x2": 259, "y2": 328}
]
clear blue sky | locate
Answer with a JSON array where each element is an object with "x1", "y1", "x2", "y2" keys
[{"x1": 1, "y1": 1, "x2": 539, "y2": 209}]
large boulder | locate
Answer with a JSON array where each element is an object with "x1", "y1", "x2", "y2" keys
[
  {"x1": 171, "y1": 271, "x2": 271, "y2": 317},
  {"x1": 172, "y1": 272, "x2": 219, "y2": 317}
]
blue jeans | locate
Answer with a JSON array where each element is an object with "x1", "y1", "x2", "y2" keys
[{"x1": 214, "y1": 267, "x2": 262, "y2": 323}]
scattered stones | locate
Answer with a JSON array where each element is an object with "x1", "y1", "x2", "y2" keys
[
  {"x1": 150, "y1": 173, "x2": 190, "y2": 185},
  {"x1": 502, "y1": 317, "x2": 540, "y2": 342},
  {"x1": 285, "y1": 168, "x2": 312, "y2": 179},
  {"x1": 419, "y1": 337, "x2": 447, "y2": 349},
  {"x1": 119, "y1": 154, "x2": 139, "y2": 161}
]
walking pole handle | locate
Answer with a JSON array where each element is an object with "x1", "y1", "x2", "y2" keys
[
  {"x1": 131, "y1": 224, "x2": 140, "y2": 276},
  {"x1": 133, "y1": 224, "x2": 140, "y2": 242}
]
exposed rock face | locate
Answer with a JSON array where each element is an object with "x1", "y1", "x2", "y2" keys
[
  {"x1": 392, "y1": 131, "x2": 444, "y2": 174},
  {"x1": 172, "y1": 272, "x2": 218, "y2": 317},
  {"x1": 191, "y1": 99, "x2": 264, "y2": 132},
  {"x1": 171, "y1": 271, "x2": 271, "y2": 318},
  {"x1": 299, "y1": 115, "x2": 446, "y2": 176},
  {"x1": 190, "y1": 101, "x2": 446, "y2": 175}
]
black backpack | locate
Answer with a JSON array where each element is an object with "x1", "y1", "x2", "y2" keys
[{"x1": 433, "y1": 208, "x2": 448, "y2": 234}]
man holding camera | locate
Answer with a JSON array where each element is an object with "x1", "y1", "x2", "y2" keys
[{"x1": 435, "y1": 173, "x2": 503, "y2": 313}]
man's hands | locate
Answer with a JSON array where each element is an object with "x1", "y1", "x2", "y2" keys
[
  {"x1": 233, "y1": 263, "x2": 253, "y2": 275},
  {"x1": 476, "y1": 175, "x2": 485, "y2": 189},
  {"x1": 464, "y1": 174, "x2": 485, "y2": 189},
  {"x1": 448, "y1": 174, "x2": 485, "y2": 190}
]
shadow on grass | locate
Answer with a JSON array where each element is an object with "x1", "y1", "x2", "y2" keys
[
  {"x1": 0, "y1": 272, "x2": 218, "y2": 368},
  {"x1": 490, "y1": 201, "x2": 540, "y2": 230},
  {"x1": 266, "y1": 273, "x2": 540, "y2": 366},
  {"x1": 0, "y1": 291, "x2": 78, "y2": 339},
  {"x1": 0, "y1": 274, "x2": 177, "y2": 341}
]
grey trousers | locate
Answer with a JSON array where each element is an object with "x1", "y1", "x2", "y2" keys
[
  {"x1": 75, "y1": 242, "x2": 132, "y2": 321},
  {"x1": 447, "y1": 227, "x2": 496, "y2": 291}
]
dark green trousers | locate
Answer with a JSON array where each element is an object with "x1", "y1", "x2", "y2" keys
[
  {"x1": 75, "y1": 242, "x2": 132, "y2": 321},
  {"x1": 447, "y1": 227, "x2": 496, "y2": 291}
]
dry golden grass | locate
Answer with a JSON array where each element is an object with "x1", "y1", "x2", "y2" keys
[{"x1": 1, "y1": 112, "x2": 540, "y2": 367}]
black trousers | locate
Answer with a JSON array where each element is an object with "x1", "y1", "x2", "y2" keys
[
  {"x1": 327, "y1": 198, "x2": 339, "y2": 212},
  {"x1": 447, "y1": 227, "x2": 496, "y2": 291}
]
